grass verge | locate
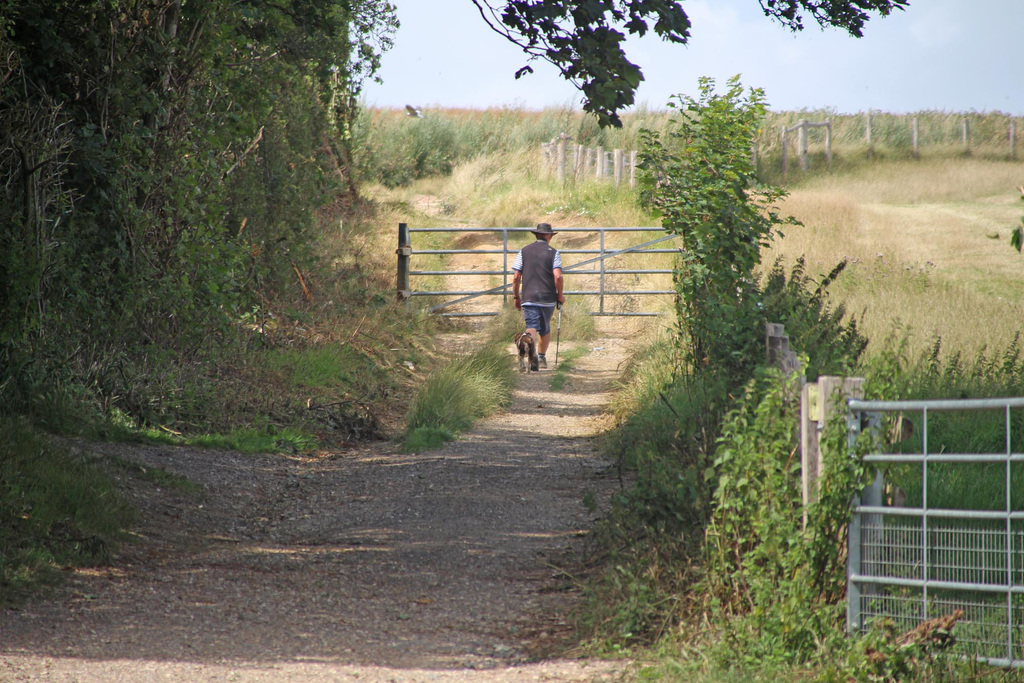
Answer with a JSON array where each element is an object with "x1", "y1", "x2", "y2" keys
[{"x1": 0, "y1": 417, "x2": 134, "y2": 605}]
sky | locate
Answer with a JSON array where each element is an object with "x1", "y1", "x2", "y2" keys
[{"x1": 362, "y1": 1, "x2": 1024, "y2": 116}]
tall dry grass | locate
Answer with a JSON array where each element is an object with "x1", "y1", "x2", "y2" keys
[
  {"x1": 765, "y1": 158, "x2": 1024, "y2": 356},
  {"x1": 356, "y1": 105, "x2": 1021, "y2": 190}
]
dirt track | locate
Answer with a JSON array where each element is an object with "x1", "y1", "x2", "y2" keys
[{"x1": 0, "y1": 327, "x2": 633, "y2": 682}]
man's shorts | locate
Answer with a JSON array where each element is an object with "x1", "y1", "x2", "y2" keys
[{"x1": 522, "y1": 304, "x2": 555, "y2": 337}]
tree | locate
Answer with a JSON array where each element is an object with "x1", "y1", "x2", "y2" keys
[
  {"x1": 638, "y1": 76, "x2": 796, "y2": 376},
  {"x1": 470, "y1": 0, "x2": 909, "y2": 127},
  {"x1": 0, "y1": 0, "x2": 398, "y2": 421}
]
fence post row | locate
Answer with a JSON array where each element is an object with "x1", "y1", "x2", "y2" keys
[
  {"x1": 543, "y1": 114, "x2": 1020, "y2": 180},
  {"x1": 780, "y1": 119, "x2": 833, "y2": 176},
  {"x1": 775, "y1": 113, "x2": 1021, "y2": 172},
  {"x1": 541, "y1": 141, "x2": 637, "y2": 187}
]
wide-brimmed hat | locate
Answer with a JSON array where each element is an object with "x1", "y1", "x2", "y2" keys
[{"x1": 531, "y1": 223, "x2": 558, "y2": 236}]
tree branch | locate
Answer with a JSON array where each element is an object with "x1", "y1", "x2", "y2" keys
[{"x1": 223, "y1": 126, "x2": 265, "y2": 179}]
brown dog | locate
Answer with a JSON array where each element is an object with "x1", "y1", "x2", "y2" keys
[{"x1": 513, "y1": 332, "x2": 539, "y2": 373}]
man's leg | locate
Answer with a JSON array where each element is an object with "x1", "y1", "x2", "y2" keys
[
  {"x1": 538, "y1": 333, "x2": 551, "y2": 355},
  {"x1": 523, "y1": 306, "x2": 550, "y2": 370},
  {"x1": 535, "y1": 307, "x2": 555, "y2": 368}
]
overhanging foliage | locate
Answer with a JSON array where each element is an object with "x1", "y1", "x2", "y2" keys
[{"x1": 470, "y1": 0, "x2": 908, "y2": 127}]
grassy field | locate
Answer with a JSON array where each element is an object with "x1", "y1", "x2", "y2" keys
[{"x1": 768, "y1": 157, "x2": 1024, "y2": 357}]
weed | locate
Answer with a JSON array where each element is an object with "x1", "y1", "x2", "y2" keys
[
  {"x1": 404, "y1": 426, "x2": 457, "y2": 453},
  {"x1": 549, "y1": 347, "x2": 586, "y2": 391}
]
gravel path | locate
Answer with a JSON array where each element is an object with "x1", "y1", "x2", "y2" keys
[{"x1": 0, "y1": 332, "x2": 632, "y2": 682}]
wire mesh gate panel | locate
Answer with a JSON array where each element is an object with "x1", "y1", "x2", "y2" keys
[
  {"x1": 847, "y1": 397, "x2": 1024, "y2": 668},
  {"x1": 395, "y1": 225, "x2": 680, "y2": 317}
]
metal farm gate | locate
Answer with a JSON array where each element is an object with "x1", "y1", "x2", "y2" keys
[
  {"x1": 395, "y1": 224, "x2": 680, "y2": 317},
  {"x1": 847, "y1": 396, "x2": 1024, "y2": 668}
]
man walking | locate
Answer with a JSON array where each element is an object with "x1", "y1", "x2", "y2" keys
[{"x1": 512, "y1": 223, "x2": 566, "y2": 370}]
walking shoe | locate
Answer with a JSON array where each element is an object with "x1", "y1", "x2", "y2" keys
[{"x1": 537, "y1": 353, "x2": 547, "y2": 369}]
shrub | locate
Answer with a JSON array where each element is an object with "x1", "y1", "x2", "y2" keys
[{"x1": 638, "y1": 76, "x2": 796, "y2": 380}]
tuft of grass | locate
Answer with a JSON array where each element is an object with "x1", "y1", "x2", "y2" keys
[
  {"x1": 188, "y1": 428, "x2": 319, "y2": 454},
  {"x1": 402, "y1": 342, "x2": 517, "y2": 451},
  {"x1": 556, "y1": 298, "x2": 599, "y2": 342},
  {"x1": 487, "y1": 301, "x2": 532, "y2": 345},
  {"x1": 403, "y1": 426, "x2": 457, "y2": 454},
  {"x1": 549, "y1": 346, "x2": 586, "y2": 391}
]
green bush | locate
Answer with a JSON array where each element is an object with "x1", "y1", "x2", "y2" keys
[
  {"x1": 761, "y1": 257, "x2": 867, "y2": 381},
  {"x1": 638, "y1": 76, "x2": 796, "y2": 380}
]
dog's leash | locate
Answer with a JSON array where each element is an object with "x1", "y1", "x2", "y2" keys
[{"x1": 554, "y1": 302, "x2": 562, "y2": 367}]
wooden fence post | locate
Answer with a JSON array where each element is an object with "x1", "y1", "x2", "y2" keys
[
  {"x1": 780, "y1": 126, "x2": 789, "y2": 177},
  {"x1": 596, "y1": 146, "x2": 604, "y2": 178},
  {"x1": 801, "y1": 376, "x2": 864, "y2": 521},
  {"x1": 912, "y1": 117, "x2": 920, "y2": 159},
  {"x1": 962, "y1": 117, "x2": 970, "y2": 154},
  {"x1": 629, "y1": 150, "x2": 637, "y2": 187},
  {"x1": 556, "y1": 139, "x2": 566, "y2": 183},
  {"x1": 396, "y1": 222, "x2": 411, "y2": 304},
  {"x1": 766, "y1": 324, "x2": 867, "y2": 528},
  {"x1": 865, "y1": 109, "x2": 872, "y2": 147},
  {"x1": 825, "y1": 121, "x2": 833, "y2": 168},
  {"x1": 613, "y1": 148, "x2": 623, "y2": 186},
  {"x1": 766, "y1": 323, "x2": 802, "y2": 378},
  {"x1": 798, "y1": 119, "x2": 809, "y2": 171}
]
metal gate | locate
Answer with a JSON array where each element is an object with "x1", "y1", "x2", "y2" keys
[
  {"x1": 847, "y1": 396, "x2": 1024, "y2": 668},
  {"x1": 395, "y1": 224, "x2": 680, "y2": 317}
]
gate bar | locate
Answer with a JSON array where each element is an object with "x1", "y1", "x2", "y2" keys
[
  {"x1": 411, "y1": 269, "x2": 673, "y2": 276},
  {"x1": 425, "y1": 233, "x2": 680, "y2": 313}
]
